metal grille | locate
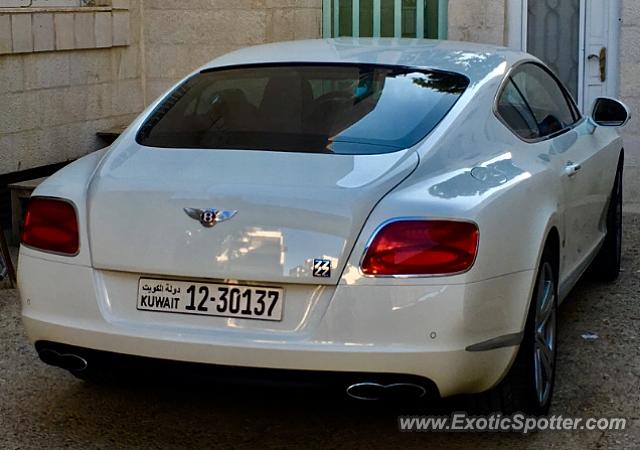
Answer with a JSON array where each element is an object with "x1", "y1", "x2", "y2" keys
[{"x1": 322, "y1": 0, "x2": 448, "y2": 39}]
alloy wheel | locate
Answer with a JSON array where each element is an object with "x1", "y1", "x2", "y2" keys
[{"x1": 533, "y1": 261, "x2": 557, "y2": 407}]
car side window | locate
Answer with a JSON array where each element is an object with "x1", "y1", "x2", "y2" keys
[
  {"x1": 511, "y1": 64, "x2": 579, "y2": 138},
  {"x1": 497, "y1": 78, "x2": 540, "y2": 140}
]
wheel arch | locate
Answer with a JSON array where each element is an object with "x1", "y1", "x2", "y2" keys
[{"x1": 516, "y1": 220, "x2": 562, "y2": 335}]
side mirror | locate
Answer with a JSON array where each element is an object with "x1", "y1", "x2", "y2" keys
[{"x1": 591, "y1": 97, "x2": 631, "y2": 127}]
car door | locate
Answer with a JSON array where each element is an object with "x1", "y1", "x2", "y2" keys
[{"x1": 511, "y1": 63, "x2": 608, "y2": 279}]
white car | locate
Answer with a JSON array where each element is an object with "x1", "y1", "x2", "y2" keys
[{"x1": 18, "y1": 39, "x2": 629, "y2": 415}]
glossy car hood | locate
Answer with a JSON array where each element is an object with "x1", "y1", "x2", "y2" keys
[{"x1": 87, "y1": 145, "x2": 418, "y2": 285}]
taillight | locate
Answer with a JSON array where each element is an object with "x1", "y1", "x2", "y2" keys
[
  {"x1": 361, "y1": 220, "x2": 479, "y2": 276},
  {"x1": 21, "y1": 198, "x2": 79, "y2": 255}
]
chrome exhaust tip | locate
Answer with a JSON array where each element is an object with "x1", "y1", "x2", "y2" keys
[
  {"x1": 38, "y1": 349, "x2": 88, "y2": 372},
  {"x1": 346, "y1": 382, "x2": 427, "y2": 401}
]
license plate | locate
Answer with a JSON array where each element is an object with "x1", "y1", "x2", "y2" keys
[{"x1": 137, "y1": 278, "x2": 284, "y2": 321}]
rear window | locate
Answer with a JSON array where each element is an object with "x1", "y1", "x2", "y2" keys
[{"x1": 136, "y1": 64, "x2": 469, "y2": 155}]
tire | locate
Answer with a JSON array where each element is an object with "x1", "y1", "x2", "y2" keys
[
  {"x1": 589, "y1": 160, "x2": 623, "y2": 282},
  {"x1": 469, "y1": 247, "x2": 558, "y2": 415}
]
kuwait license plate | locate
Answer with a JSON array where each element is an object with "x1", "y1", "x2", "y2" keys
[{"x1": 137, "y1": 278, "x2": 284, "y2": 321}]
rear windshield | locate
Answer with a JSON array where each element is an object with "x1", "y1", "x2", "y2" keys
[{"x1": 136, "y1": 64, "x2": 469, "y2": 155}]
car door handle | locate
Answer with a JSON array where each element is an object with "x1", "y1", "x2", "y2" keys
[{"x1": 565, "y1": 162, "x2": 582, "y2": 177}]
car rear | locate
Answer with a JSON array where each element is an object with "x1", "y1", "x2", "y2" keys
[{"x1": 18, "y1": 59, "x2": 527, "y2": 399}]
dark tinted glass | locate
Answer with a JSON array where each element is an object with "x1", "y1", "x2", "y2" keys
[
  {"x1": 497, "y1": 79, "x2": 540, "y2": 140},
  {"x1": 592, "y1": 98, "x2": 629, "y2": 126},
  {"x1": 511, "y1": 63, "x2": 579, "y2": 138},
  {"x1": 136, "y1": 64, "x2": 469, "y2": 155}
]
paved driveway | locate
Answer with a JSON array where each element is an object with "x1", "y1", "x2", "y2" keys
[{"x1": 2, "y1": 216, "x2": 639, "y2": 449}]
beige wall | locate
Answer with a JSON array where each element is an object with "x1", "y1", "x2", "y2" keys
[
  {"x1": 141, "y1": 0, "x2": 322, "y2": 103},
  {"x1": 448, "y1": 0, "x2": 506, "y2": 46},
  {"x1": 0, "y1": 1, "x2": 143, "y2": 174},
  {"x1": 620, "y1": 0, "x2": 640, "y2": 207}
]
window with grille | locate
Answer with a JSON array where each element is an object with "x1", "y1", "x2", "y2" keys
[{"x1": 322, "y1": 0, "x2": 448, "y2": 39}]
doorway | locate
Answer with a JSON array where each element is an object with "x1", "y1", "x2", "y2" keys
[{"x1": 507, "y1": 0, "x2": 621, "y2": 113}]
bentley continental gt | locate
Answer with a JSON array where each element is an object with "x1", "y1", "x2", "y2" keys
[{"x1": 18, "y1": 39, "x2": 630, "y2": 415}]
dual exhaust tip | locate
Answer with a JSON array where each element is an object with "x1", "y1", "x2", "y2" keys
[
  {"x1": 38, "y1": 349, "x2": 88, "y2": 372},
  {"x1": 346, "y1": 382, "x2": 427, "y2": 401}
]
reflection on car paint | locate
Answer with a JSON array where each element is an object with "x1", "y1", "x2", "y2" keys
[{"x1": 430, "y1": 153, "x2": 529, "y2": 199}]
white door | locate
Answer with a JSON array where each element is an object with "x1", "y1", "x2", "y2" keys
[
  {"x1": 507, "y1": 0, "x2": 620, "y2": 112},
  {"x1": 583, "y1": 0, "x2": 615, "y2": 113}
]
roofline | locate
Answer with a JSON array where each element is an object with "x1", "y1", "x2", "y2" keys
[{"x1": 195, "y1": 38, "x2": 530, "y2": 83}]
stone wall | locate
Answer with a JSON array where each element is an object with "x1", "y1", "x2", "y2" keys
[
  {"x1": 620, "y1": 0, "x2": 640, "y2": 208},
  {"x1": 142, "y1": 0, "x2": 323, "y2": 102},
  {"x1": 447, "y1": 0, "x2": 506, "y2": 46},
  {"x1": 0, "y1": 0, "x2": 142, "y2": 174}
]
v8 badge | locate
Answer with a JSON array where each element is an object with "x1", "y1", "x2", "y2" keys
[{"x1": 313, "y1": 259, "x2": 331, "y2": 278}]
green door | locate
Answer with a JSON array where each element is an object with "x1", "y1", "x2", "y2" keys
[{"x1": 322, "y1": 0, "x2": 448, "y2": 39}]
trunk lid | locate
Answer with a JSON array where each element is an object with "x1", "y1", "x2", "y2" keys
[{"x1": 87, "y1": 145, "x2": 418, "y2": 285}]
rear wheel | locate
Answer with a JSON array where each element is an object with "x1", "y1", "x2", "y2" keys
[
  {"x1": 470, "y1": 248, "x2": 558, "y2": 415},
  {"x1": 589, "y1": 160, "x2": 623, "y2": 281}
]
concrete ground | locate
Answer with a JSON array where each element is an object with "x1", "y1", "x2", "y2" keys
[{"x1": 1, "y1": 217, "x2": 639, "y2": 449}]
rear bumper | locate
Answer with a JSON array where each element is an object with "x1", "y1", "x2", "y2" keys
[
  {"x1": 35, "y1": 340, "x2": 442, "y2": 399},
  {"x1": 26, "y1": 316, "x2": 517, "y2": 397},
  {"x1": 19, "y1": 253, "x2": 535, "y2": 398}
]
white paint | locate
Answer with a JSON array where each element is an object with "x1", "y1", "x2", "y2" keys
[
  {"x1": 506, "y1": 0, "x2": 527, "y2": 50},
  {"x1": 583, "y1": 0, "x2": 622, "y2": 112},
  {"x1": 352, "y1": 0, "x2": 359, "y2": 37},
  {"x1": 322, "y1": 0, "x2": 331, "y2": 37},
  {"x1": 416, "y1": 0, "x2": 425, "y2": 38},
  {"x1": 394, "y1": 0, "x2": 401, "y2": 37},
  {"x1": 373, "y1": 0, "x2": 381, "y2": 37}
]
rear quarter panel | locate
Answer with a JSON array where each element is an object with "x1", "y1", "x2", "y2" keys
[
  {"x1": 19, "y1": 148, "x2": 109, "y2": 267},
  {"x1": 340, "y1": 70, "x2": 562, "y2": 289}
]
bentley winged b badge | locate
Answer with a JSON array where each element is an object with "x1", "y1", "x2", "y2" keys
[{"x1": 184, "y1": 208, "x2": 238, "y2": 228}]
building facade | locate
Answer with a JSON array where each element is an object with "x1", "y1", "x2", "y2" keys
[{"x1": 0, "y1": 0, "x2": 638, "y2": 204}]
